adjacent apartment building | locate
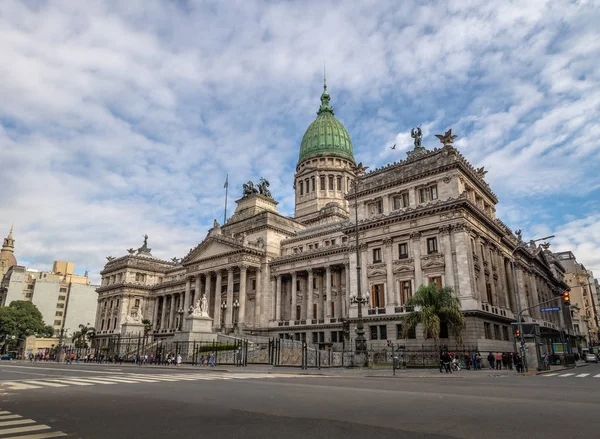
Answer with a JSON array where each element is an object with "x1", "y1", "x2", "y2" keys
[{"x1": 0, "y1": 229, "x2": 98, "y2": 337}]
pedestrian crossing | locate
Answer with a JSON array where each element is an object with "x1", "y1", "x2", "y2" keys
[
  {"x1": 0, "y1": 372, "x2": 318, "y2": 392},
  {"x1": 0, "y1": 409, "x2": 66, "y2": 438},
  {"x1": 543, "y1": 372, "x2": 600, "y2": 379}
]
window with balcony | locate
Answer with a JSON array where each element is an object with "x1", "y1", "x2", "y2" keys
[
  {"x1": 427, "y1": 237, "x2": 438, "y2": 254},
  {"x1": 400, "y1": 280, "x2": 412, "y2": 305},
  {"x1": 398, "y1": 243, "x2": 409, "y2": 259},
  {"x1": 372, "y1": 248, "x2": 382, "y2": 263},
  {"x1": 371, "y1": 284, "x2": 385, "y2": 308}
]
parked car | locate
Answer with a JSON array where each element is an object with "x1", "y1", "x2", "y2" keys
[
  {"x1": 0, "y1": 352, "x2": 16, "y2": 361},
  {"x1": 585, "y1": 353, "x2": 598, "y2": 363}
]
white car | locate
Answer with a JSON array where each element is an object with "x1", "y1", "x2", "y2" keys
[{"x1": 584, "y1": 353, "x2": 598, "y2": 363}]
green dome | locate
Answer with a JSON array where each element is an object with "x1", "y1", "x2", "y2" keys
[{"x1": 298, "y1": 84, "x2": 355, "y2": 165}]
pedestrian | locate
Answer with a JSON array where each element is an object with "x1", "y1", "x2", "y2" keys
[
  {"x1": 487, "y1": 352, "x2": 495, "y2": 370},
  {"x1": 495, "y1": 352, "x2": 502, "y2": 370},
  {"x1": 177, "y1": 354, "x2": 182, "y2": 366},
  {"x1": 209, "y1": 353, "x2": 215, "y2": 367}
]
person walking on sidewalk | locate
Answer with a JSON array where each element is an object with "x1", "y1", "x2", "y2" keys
[
  {"x1": 495, "y1": 352, "x2": 502, "y2": 370},
  {"x1": 487, "y1": 352, "x2": 495, "y2": 370}
]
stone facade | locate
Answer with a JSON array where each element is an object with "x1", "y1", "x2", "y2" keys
[{"x1": 94, "y1": 87, "x2": 574, "y2": 353}]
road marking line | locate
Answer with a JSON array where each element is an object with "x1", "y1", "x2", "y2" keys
[
  {"x1": 0, "y1": 412, "x2": 11, "y2": 416},
  {"x1": 0, "y1": 415, "x2": 21, "y2": 421},
  {"x1": 543, "y1": 373, "x2": 558, "y2": 376},
  {"x1": 594, "y1": 374, "x2": 600, "y2": 378},
  {"x1": 576, "y1": 373, "x2": 590, "y2": 378},
  {"x1": 45, "y1": 379, "x2": 93, "y2": 386},
  {"x1": 0, "y1": 419, "x2": 36, "y2": 427},
  {"x1": 558, "y1": 373, "x2": 574, "y2": 377},
  {"x1": 0, "y1": 424, "x2": 50, "y2": 436},
  {"x1": 0, "y1": 365, "x2": 125, "y2": 374},
  {"x1": 0, "y1": 383, "x2": 42, "y2": 390},
  {"x1": 3, "y1": 432, "x2": 67, "y2": 439},
  {"x1": 95, "y1": 378, "x2": 159, "y2": 383},
  {"x1": 22, "y1": 381, "x2": 68, "y2": 388}
]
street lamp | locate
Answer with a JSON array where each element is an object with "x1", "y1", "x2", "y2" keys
[
  {"x1": 233, "y1": 300, "x2": 240, "y2": 332},
  {"x1": 351, "y1": 162, "x2": 369, "y2": 355},
  {"x1": 220, "y1": 302, "x2": 227, "y2": 332},
  {"x1": 510, "y1": 233, "x2": 555, "y2": 371}
]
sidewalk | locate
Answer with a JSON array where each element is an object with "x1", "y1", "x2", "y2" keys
[{"x1": 535, "y1": 360, "x2": 588, "y2": 375}]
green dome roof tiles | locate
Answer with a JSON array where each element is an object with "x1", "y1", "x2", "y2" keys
[{"x1": 298, "y1": 83, "x2": 355, "y2": 165}]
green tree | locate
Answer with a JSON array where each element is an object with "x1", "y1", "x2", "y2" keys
[
  {"x1": 403, "y1": 284, "x2": 466, "y2": 344},
  {"x1": 0, "y1": 301, "x2": 54, "y2": 351},
  {"x1": 142, "y1": 319, "x2": 152, "y2": 336},
  {"x1": 71, "y1": 324, "x2": 96, "y2": 348}
]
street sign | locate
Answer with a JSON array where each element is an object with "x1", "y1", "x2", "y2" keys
[{"x1": 540, "y1": 307, "x2": 561, "y2": 312}]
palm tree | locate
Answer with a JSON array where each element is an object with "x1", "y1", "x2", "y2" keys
[
  {"x1": 71, "y1": 324, "x2": 96, "y2": 349},
  {"x1": 403, "y1": 284, "x2": 466, "y2": 345}
]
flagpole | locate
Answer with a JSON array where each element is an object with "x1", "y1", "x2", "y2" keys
[{"x1": 223, "y1": 174, "x2": 229, "y2": 224}]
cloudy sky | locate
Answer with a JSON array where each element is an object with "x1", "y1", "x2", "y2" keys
[{"x1": 1, "y1": 0, "x2": 599, "y2": 284}]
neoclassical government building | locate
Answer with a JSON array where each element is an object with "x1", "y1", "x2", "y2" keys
[{"x1": 95, "y1": 83, "x2": 573, "y2": 352}]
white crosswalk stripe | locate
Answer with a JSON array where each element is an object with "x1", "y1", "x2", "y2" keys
[
  {"x1": 0, "y1": 372, "x2": 320, "y2": 392},
  {"x1": 543, "y1": 373, "x2": 558, "y2": 376},
  {"x1": 575, "y1": 373, "x2": 590, "y2": 378},
  {"x1": 0, "y1": 408, "x2": 66, "y2": 438},
  {"x1": 558, "y1": 373, "x2": 574, "y2": 377}
]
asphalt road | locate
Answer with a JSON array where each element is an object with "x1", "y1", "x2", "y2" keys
[{"x1": 1, "y1": 361, "x2": 599, "y2": 439}]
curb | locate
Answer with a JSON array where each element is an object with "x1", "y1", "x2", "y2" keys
[{"x1": 536, "y1": 363, "x2": 588, "y2": 375}]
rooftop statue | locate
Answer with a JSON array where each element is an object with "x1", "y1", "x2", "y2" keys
[
  {"x1": 242, "y1": 178, "x2": 273, "y2": 199},
  {"x1": 435, "y1": 129, "x2": 458, "y2": 146},
  {"x1": 411, "y1": 126, "x2": 423, "y2": 149}
]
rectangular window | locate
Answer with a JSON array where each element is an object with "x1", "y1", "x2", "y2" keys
[
  {"x1": 55, "y1": 311, "x2": 63, "y2": 316},
  {"x1": 251, "y1": 279, "x2": 256, "y2": 290},
  {"x1": 373, "y1": 248, "x2": 382, "y2": 263},
  {"x1": 393, "y1": 192, "x2": 409, "y2": 209},
  {"x1": 427, "y1": 237, "x2": 438, "y2": 254},
  {"x1": 305, "y1": 179, "x2": 309, "y2": 193},
  {"x1": 430, "y1": 185, "x2": 438, "y2": 200},
  {"x1": 320, "y1": 176, "x2": 326, "y2": 190},
  {"x1": 331, "y1": 302, "x2": 335, "y2": 317},
  {"x1": 429, "y1": 276, "x2": 442, "y2": 290},
  {"x1": 313, "y1": 303, "x2": 317, "y2": 320},
  {"x1": 312, "y1": 332, "x2": 318, "y2": 343},
  {"x1": 371, "y1": 284, "x2": 385, "y2": 308},
  {"x1": 54, "y1": 320, "x2": 62, "y2": 326},
  {"x1": 398, "y1": 243, "x2": 408, "y2": 259},
  {"x1": 313, "y1": 278, "x2": 317, "y2": 289},
  {"x1": 484, "y1": 322, "x2": 492, "y2": 339},
  {"x1": 311, "y1": 177, "x2": 316, "y2": 192},
  {"x1": 296, "y1": 305, "x2": 301, "y2": 321},
  {"x1": 396, "y1": 324, "x2": 403, "y2": 339},
  {"x1": 400, "y1": 280, "x2": 412, "y2": 305},
  {"x1": 376, "y1": 199, "x2": 383, "y2": 214},
  {"x1": 402, "y1": 192, "x2": 409, "y2": 208},
  {"x1": 27, "y1": 284, "x2": 34, "y2": 290},
  {"x1": 419, "y1": 188, "x2": 427, "y2": 203},
  {"x1": 419, "y1": 185, "x2": 438, "y2": 203},
  {"x1": 329, "y1": 176, "x2": 334, "y2": 190},
  {"x1": 135, "y1": 299, "x2": 140, "y2": 307},
  {"x1": 486, "y1": 283, "x2": 493, "y2": 305},
  {"x1": 56, "y1": 303, "x2": 65, "y2": 309},
  {"x1": 336, "y1": 176, "x2": 342, "y2": 191},
  {"x1": 59, "y1": 287, "x2": 67, "y2": 292},
  {"x1": 299, "y1": 181, "x2": 303, "y2": 195},
  {"x1": 494, "y1": 324, "x2": 501, "y2": 340},
  {"x1": 370, "y1": 326, "x2": 378, "y2": 340},
  {"x1": 296, "y1": 280, "x2": 301, "y2": 291},
  {"x1": 233, "y1": 283, "x2": 240, "y2": 293},
  {"x1": 58, "y1": 295, "x2": 66, "y2": 301},
  {"x1": 116, "y1": 299, "x2": 119, "y2": 308},
  {"x1": 331, "y1": 331, "x2": 338, "y2": 343},
  {"x1": 379, "y1": 325, "x2": 387, "y2": 340},
  {"x1": 25, "y1": 292, "x2": 33, "y2": 298},
  {"x1": 502, "y1": 326, "x2": 509, "y2": 341},
  {"x1": 101, "y1": 319, "x2": 105, "y2": 331}
]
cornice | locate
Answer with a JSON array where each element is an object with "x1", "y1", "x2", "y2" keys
[{"x1": 270, "y1": 245, "x2": 351, "y2": 266}]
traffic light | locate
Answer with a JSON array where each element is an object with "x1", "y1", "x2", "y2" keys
[
  {"x1": 515, "y1": 328, "x2": 521, "y2": 338},
  {"x1": 563, "y1": 290, "x2": 571, "y2": 306}
]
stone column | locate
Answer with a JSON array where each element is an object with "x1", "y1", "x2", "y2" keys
[
  {"x1": 160, "y1": 296, "x2": 167, "y2": 330},
  {"x1": 360, "y1": 247, "x2": 369, "y2": 302},
  {"x1": 337, "y1": 269, "x2": 343, "y2": 318},
  {"x1": 475, "y1": 237, "x2": 487, "y2": 302},
  {"x1": 184, "y1": 277, "x2": 191, "y2": 313},
  {"x1": 226, "y1": 267, "x2": 234, "y2": 327},
  {"x1": 214, "y1": 270, "x2": 222, "y2": 329},
  {"x1": 384, "y1": 238, "x2": 395, "y2": 306},
  {"x1": 239, "y1": 265, "x2": 247, "y2": 327},
  {"x1": 343, "y1": 263, "x2": 350, "y2": 318},
  {"x1": 307, "y1": 268, "x2": 313, "y2": 321},
  {"x1": 291, "y1": 271, "x2": 297, "y2": 321},
  {"x1": 168, "y1": 295, "x2": 176, "y2": 329},
  {"x1": 325, "y1": 265, "x2": 332, "y2": 318},
  {"x1": 441, "y1": 226, "x2": 455, "y2": 290},
  {"x1": 204, "y1": 272, "x2": 212, "y2": 311},
  {"x1": 411, "y1": 232, "x2": 423, "y2": 288},
  {"x1": 276, "y1": 275, "x2": 282, "y2": 321},
  {"x1": 194, "y1": 276, "x2": 201, "y2": 309},
  {"x1": 505, "y1": 259, "x2": 516, "y2": 313},
  {"x1": 152, "y1": 296, "x2": 160, "y2": 331},
  {"x1": 270, "y1": 275, "x2": 276, "y2": 321}
]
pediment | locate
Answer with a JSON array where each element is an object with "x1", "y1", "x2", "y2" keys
[
  {"x1": 422, "y1": 260, "x2": 445, "y2": 270},
  {"x1": 183, "y1": 236, "x2": 247, "y2": 264}
]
